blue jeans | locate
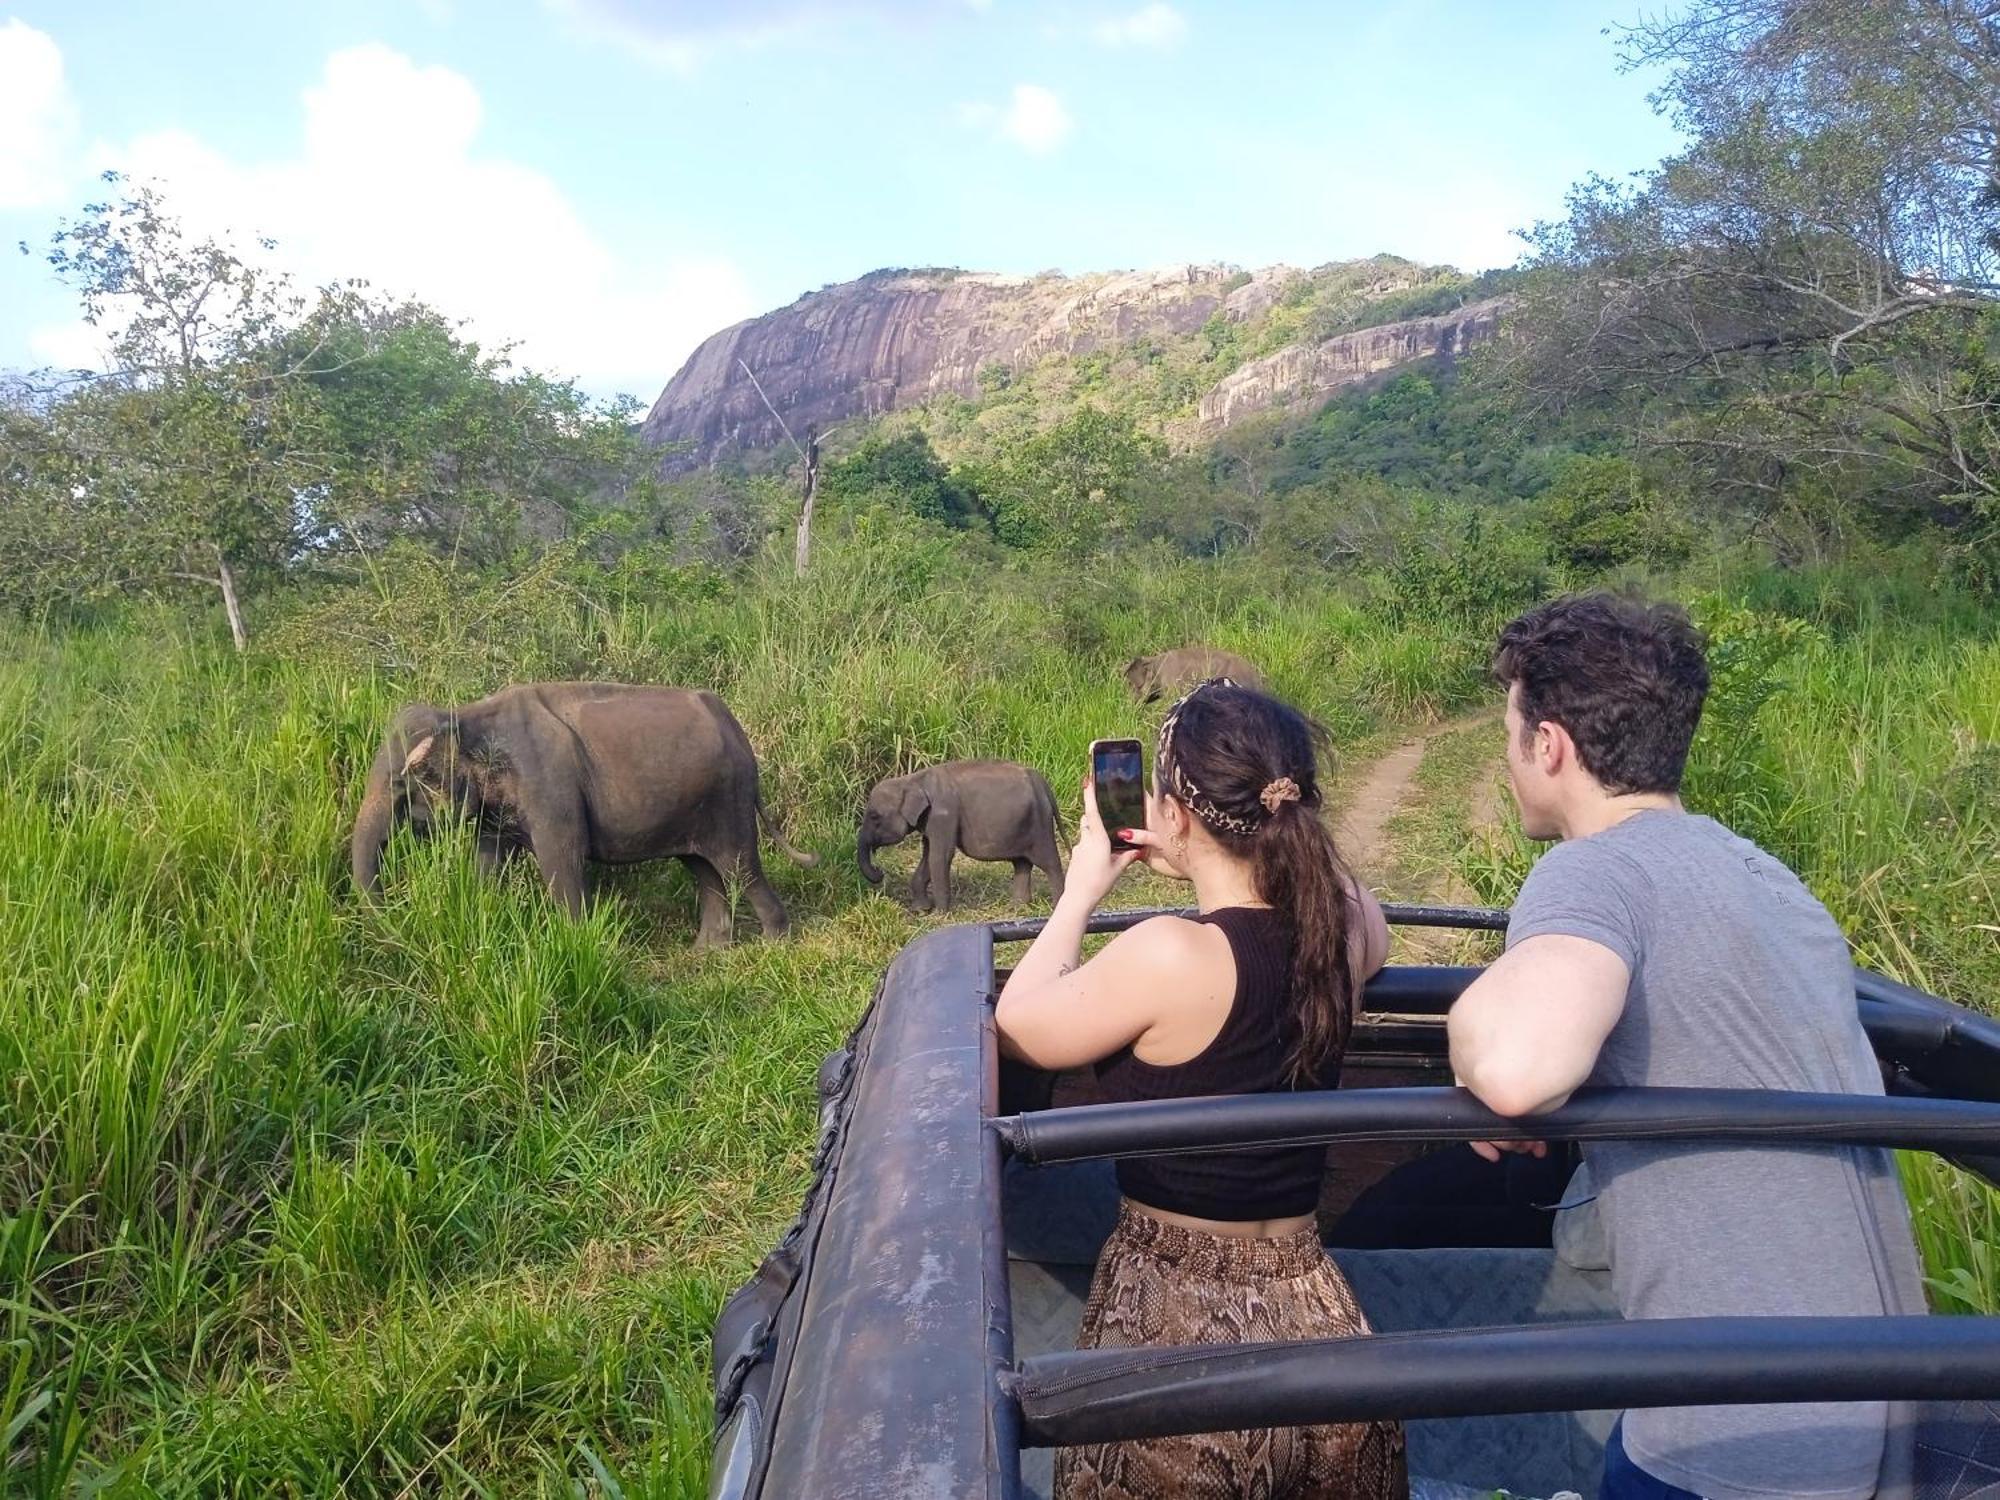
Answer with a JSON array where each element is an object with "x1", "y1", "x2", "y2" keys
[{"x1": 1600, "y1": 1419, "x2": 1705, "y2": 1500}]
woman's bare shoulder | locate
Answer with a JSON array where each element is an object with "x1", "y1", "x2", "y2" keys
[
  {"x1": 1111, "y1": 912, "x2": 1213, "y2": 955},
  {"x1": 1098, "y1": 913, "x2": 1232, "y2": 988}
]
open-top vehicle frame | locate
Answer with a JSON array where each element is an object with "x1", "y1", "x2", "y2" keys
[{"x1": 710, "y1": 906, "x2": 2000, "y2": 1500}]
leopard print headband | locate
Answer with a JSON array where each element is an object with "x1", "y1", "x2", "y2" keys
[{"x1": 1156, "y1": 677, "x2": 1273, "y2": 838}]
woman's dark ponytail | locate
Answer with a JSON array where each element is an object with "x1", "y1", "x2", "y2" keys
[
  {"x1": 1253, "y1": 797, "x2": 1356, "y2": 1083},
  {"x1": 1155, "y1": 682, "x2": 1360, "y2": 1084}
]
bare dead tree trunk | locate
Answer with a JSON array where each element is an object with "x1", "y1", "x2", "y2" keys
[
  {"x1": 795, "y1": 428, "x2": 820, "y2": 578},
  {"x1": 737, "y1": 359, "x2": 825, "y2": 580},
  {"x1": 214, "y1": 545, "x2": 247, "y2": 652}
]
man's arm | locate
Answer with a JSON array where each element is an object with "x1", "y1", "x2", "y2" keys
[{"x1": 1448, "y1": 933, "x2": 1631, "y2": 1120}]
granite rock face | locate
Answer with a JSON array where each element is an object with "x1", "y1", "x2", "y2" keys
[
  {"x1": 1195, "y1": 297, "x2": 1510, "y2": 434},
  {"x1": 641, "y1": 265, "x2": 1249, "y2": 468},
  {"x1": 640, "y1": 265, "x2": 1507, "y2": 468}
]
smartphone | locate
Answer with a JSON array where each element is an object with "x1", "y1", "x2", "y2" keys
[{"x1": 1089, "y1": 738, "x2": 1147, "y2": 851}]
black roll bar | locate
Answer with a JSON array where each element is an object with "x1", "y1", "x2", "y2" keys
[
  {"x1": 988, "y1": 901, "x2": 1510, "y2": 944},
  {"x1": 995, "y1": 1085, "x2": 2000, "y2": 1165},
  {"x1": 1011, "y1": 1316, "x2": 2000, "y2": 1448}
]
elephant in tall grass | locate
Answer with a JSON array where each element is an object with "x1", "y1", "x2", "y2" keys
[
  {"x1": 350, "y1": 682, "x2": 816, "y2": 945},
  {"x1": 857, "y1": 760, "x2": 1065, "y2": 913},
  {"x1": 1124, "y1": 645, "x2": 1265, "y2": 703}
]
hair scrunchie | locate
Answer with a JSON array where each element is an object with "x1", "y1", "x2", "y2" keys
[{"x1": 1260, "y1": 776, "x2": 1302, "y2": 814}]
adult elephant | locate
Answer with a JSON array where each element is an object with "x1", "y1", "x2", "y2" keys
[
  {"x1": 857, "y1": 760, "x2": 1065, "y2": 914},
  {"x1": 1123, "y1": 645, "x2": 1266, "y2": 703},
  {"x1": 350, "y1": 682, "x2": 816, "y2": 945}
]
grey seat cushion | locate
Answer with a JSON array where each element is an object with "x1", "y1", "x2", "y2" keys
[
  {"x1": 1334, "y1": 1248, "x2": 1619, "y2": 1499},
  {"x1": 1915, "y1": 1400, "x2": 2000, "y2": 1499}
]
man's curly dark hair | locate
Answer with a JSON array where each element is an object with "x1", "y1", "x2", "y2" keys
[{"x1": 1493, "y1": 594, "x2": 1711, "y2": 796}]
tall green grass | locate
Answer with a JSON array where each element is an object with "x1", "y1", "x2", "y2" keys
[
  {"x1": 0, "y1": 541, "x2": 1491, "y2": 1495},
  {"x1": 2, "y1": 543, "x2": 1991, "y2": 1492}
]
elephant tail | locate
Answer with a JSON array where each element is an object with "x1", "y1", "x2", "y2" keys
[
  {"x1": 1036, "y1": 772, "x2": 1072, "y2": 856},
  {"x1": 759, "y1": 798, "x2": 821, "y2": 867}
]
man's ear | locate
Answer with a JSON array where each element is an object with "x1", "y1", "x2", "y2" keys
[{"x1": 1537, "y1": 719, "x2": 1572, "y2": 777}]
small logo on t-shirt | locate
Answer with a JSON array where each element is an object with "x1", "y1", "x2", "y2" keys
[{"x1": 1746, "y1": 856, "x2": 1791, "y2": 904}]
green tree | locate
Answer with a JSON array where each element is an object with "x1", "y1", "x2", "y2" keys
[
  {"x1": 1508, "y1": 0, "x2": 2000, "y2": 583},
  {"x1": 279, "y1": 293, "x2": 650, "y2": 566},
  {"x1": 3, "y1": 177, "x2": 661, "y2": 638},
  {"x1": 8, "y1": 177, "x2": 326, "y2": 645},
  {"x1": 1536, "y1": 455, "x2": 1694, "y2": 575},
  {"x1": 985, "y1": 407, "x2": 1162, "y2": 552},
  {"x1": 819, "y1": 430, "x2": 987, "y2": 530}
]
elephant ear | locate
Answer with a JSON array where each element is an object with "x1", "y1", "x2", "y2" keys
[{"x1": 898, "y1": 779, "x2": 932, "y2": 827}]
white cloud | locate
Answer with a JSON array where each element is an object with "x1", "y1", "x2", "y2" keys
[
  {"x1": 80, "y1": 44, "x2": 750, "y2": 398},
  {"x1": 1000, "y1": 84, "x2": 1073, "y2": 153},
  {"x1": 542, "y1": 0, "x2": 887, "y2": 72},
  {"x1": 1093, "y1": 3, "x2": 1185, "y2": 48},
  {"x1": 960, "y1": 83, "x2": 1072, "y2": 155},
  {"x1": 0, "y1": 19, "x2": 78, "y2": 209},
  {"x1": 28, "y1": 320, "x2": 110, "y2": 373}
]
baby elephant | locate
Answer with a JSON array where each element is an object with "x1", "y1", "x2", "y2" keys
[
  {"x1": 1124, "y1": 645, "x2": 1266, "y2": 703},
  {"x1": 857, "y1": 761, "x2": 1066, "y2": 914}
]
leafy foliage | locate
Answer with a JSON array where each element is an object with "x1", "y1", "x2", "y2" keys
[
  {"x1": 1504, "y1": 0, "x2": 2000, "y2": 588},
  {"x1": 974, "y1": 406, "x2": 1163, "y2": 552},
  {"x1": 818, "y1": 430, "x2": 988, "y2": 530},
  {"x1": 1, "y1": 176, "x2": 659, "y2": 640},
  {"x1": 1535, "y1": 455, "x2": 1695, "y2": 577}
]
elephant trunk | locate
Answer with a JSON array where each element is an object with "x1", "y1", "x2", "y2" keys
[
  {"x1": 856, "y1": 832, "x2": 885, "y2": 886},
  {"x1": 350, "y1": 755, "x2": 397, "y2": 896}
]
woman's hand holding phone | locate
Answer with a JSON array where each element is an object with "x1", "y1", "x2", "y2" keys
[{"x1": 1065, "y1": 774, "x2": 1143, "y2": 910}]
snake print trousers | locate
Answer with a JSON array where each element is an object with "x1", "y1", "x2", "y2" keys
[{"x1": 1053, "y1": 1202, "x2": 1408, "y2": 1500}]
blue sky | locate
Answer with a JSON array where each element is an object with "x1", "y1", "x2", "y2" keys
[{"x1": 0, "y1": 1, "x2": 1680, "y2": 402}]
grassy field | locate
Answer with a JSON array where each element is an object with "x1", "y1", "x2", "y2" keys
[
  {"x1": 1, "y1": 543, "x2": 1994, "y2": 1494},
  {"x1": 0, "y1": 543, "x2": 1492, "y2": 1496}
]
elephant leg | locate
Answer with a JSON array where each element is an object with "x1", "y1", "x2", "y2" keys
[
  {"x1": 476, "y1": 835, "x2": 507, "y2": 880},
  {"x1": 684, "y1": 855, "x2": 735, "y2": 950},
  {"x1": 908, "y1": 841, "x2": 934, "y2": 912},
  {"x1": 529, "y1": 829, "x2": 587, "y2": 918},
  {"x1": 714, "y1": 847, "x2": 790, "y2": 940},
  {"x1": 1010, "y1": 859, "x2": 1033, "y2": 905},
  {"x1": 925, "y1": 820, "x2": 959, "y2": 914}
]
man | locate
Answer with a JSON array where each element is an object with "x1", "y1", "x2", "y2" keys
[{"x1": 1447, "y1": 593, "x2": 1925, "y2": 1500}]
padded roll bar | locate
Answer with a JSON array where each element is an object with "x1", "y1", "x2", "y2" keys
[
  {"x1": 1011, "y1": 1316, "x2": 2000, "y2": 1447},
  {"x1": 988, "y1": 901, "x2": 1511, "y2": 944},
  {"x1": 994, "y1": 1085, "x2": 2000, "y2": 1164}
]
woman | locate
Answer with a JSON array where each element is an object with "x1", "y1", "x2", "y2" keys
[{"x1": 995, "y1": 678, "x2": 1404, "y2": 1500}]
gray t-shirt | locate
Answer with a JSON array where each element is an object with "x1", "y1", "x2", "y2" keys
[{"x1": 1508, "y1": 809, "x2": 1926, "y2": 1500}]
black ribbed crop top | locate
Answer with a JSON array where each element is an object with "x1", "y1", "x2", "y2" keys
[{"x1": 1091, "y1": 905, "x2": 1333, "y2": 1221}]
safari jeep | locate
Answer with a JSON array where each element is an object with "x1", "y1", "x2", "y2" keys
[{"x1": 709, "y1": 905, "x2": 2000, "y2": 1500}]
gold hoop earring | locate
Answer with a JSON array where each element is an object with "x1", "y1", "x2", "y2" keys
[{"x1": 1171, "y1": 832, "x2": 1188, "y2": 856}]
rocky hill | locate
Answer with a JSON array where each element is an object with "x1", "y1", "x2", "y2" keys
[{"x1": 641, "y1": 258, "x2": 1509, "y2": 470}]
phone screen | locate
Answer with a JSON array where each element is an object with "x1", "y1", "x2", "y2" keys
[{"x1": 1091, "y1": 739, "x2": 1147, "y2": 850}]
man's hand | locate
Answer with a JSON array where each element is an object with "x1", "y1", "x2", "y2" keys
[{"x1": 1469, "y1": 1137, "x2": 1548, "y2": 1165}]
